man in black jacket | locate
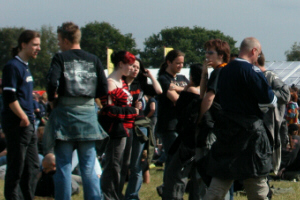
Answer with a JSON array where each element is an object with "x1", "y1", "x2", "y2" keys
[{"x1": 202, "y1": 37, "x2": 277, "y2": 200}]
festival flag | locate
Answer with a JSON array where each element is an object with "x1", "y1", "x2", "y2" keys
[
  {"x1": 107, "y1": 48, "x2": 114, "y2": 75},
  {"x1": 164, "y1": 47, "x2": 173, "y2": 57}
]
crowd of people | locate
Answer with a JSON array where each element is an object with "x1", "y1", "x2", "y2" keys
[{"x1": 1, "y1": 20, "x2": 300, "y2": 200}]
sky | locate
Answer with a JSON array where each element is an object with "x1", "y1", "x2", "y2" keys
[{"x1": 1, "y1": 0, "x2": 299, "y2": 62}]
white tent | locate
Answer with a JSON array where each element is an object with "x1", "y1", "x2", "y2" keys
[{"x1": 265, "y1": 61, "x2": 300, "y2": 87}]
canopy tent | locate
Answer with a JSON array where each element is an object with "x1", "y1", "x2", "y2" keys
[{"x1": 265, "y1": 61, "x2": 300, "y2": 88}]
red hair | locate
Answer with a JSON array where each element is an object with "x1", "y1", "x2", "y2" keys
[
  {"x1": 124, "y1": 51, "x2": 135, "y2": 65},
  {"x1": 204, "y1": 39, "x2": 230, "y2": 63}
]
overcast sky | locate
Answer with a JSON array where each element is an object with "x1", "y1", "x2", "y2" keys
[{"x1": 1, "y1": 0, "x2": 299, "y2": 62}]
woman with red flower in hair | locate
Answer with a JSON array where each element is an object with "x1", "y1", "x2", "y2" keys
[{"x1": 99, "y1": 51, "x2": 138, "y2": 200}]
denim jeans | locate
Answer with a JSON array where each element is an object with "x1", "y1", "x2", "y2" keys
[
  {"x1": 125, "y1": 127, "x2": 148, "y2": 200},
  {"x1": 53, "y1": 140, "x2": 101, "y2": 200}
]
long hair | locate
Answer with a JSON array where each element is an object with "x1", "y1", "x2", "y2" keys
[
  {"x1": 189, "y1": 63, "x2": 203, "y2": 87},
  {"x1": 11, "y1": 30, "x2": 40, "y2": 57},
  {"x1": 135, "y1": 58, "x2": 147, "y2": 87},
  {"x1": 158, "y1": 50, "x2": 185, "y2": 77}
]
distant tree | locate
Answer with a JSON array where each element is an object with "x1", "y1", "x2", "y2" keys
[
  {"x1": 285, "y1": 42, "x2": 300, "y2": 61},
  {"x1": 140, "y1": 26, "x2": 238, "y2": 68},
  {"x1": 0, "y1": 27, "x2": 25, "y2": 74},
  {"x1": 81, "y1": 21, "x2": 139, "y2": 67},
  {"x1": 29, "y1": 25, "x2": 59, "y2": 89}
]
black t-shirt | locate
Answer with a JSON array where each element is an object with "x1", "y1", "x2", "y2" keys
[
  {"x1": 144, "y1": 97, "x2": 157, "y2": 118},
  {"x1": 206, "y1": 68, "x2": 222, "y2": 121},
  {"x1": 157, "y1": 71, "x2": 189, "y2": 132},
  {"x1": 47, "y1": 49, "x2": 108, "y2": 102},
  {"x1": 125, "y1": 78, "x2": 155, "y2": 120}
]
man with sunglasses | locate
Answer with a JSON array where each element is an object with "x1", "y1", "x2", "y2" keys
[{"x1": 202, "y1": 37, "x2": 277, "y2": 200}]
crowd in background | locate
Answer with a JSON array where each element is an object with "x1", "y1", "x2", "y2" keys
[{"x1": 1, "y1": 21, "x2": 300, "y2": 200}]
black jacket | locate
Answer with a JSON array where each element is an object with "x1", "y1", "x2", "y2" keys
[{"x1": 199, "y1": 111, "x2": 272, "y2": 183}]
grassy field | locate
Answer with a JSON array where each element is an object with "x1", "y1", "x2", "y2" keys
[{"x1": 0, "y1": 167, "x2": 300, "y2": 200}]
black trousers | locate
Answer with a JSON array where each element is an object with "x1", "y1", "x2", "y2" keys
[{"x1": 4, "y1": 124, "x2": 39, "y2": 200}]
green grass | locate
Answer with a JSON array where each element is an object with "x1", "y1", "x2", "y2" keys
[{"x1": 0, "y1": 168, "x2": 300, "y2": 200}]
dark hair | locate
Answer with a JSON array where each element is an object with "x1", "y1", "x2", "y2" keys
[
  {"x1": 291, "y1": 84, "x2": 299, "y2": 93},
  {"x1": 158, "y1": 50, "x2": 185, "y2": 77},
  {"x1": 290, "y1": 89, "x2": 298, "y2": 102},
  {"x1": 57, "y1": 22, "x2": 81, "y2": 44},
  {"x1": 111, "y1": 50, "x2": 135, "y2": 69},
  {"x1": 135, "y1": 58, "x2": 156, "y2": 95},
  {"x1": 11, "y1": 30, "x2": 40, "y2": 57},
  {"x1": 135, "y1": 58, "x2": 147, "y2": 86},
  {"x1": 288, "y1": 123, "x2": 299, "y2": 135},
  {"x1": 257, "y1": 51, "x2": 265, "y2": 66},
  {"x1": 204, "y1": 39, "x2": 230, "y2": 63},
  {"x1": 189, "y1": 63, "x2": 203, "y2": 87}
]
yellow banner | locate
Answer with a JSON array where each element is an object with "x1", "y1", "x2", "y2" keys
[
  {"x1": 164, "y1": 47, "x2": 173, "y2": 57},
  {"x1": 107, "y1": 48, "x2": 114, "y2": 75}
]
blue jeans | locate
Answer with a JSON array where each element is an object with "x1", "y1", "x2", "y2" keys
[
  {"x1": 125, "y1": 127, "x2": 148, "y2": 200},
  {"x1": 53, "y1": 140, "x2": 101, "y2": 200}
]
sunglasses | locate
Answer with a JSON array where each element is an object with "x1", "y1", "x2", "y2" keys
[{"x1": 205, "y1": 51, "x2": 217, "y2": 55}]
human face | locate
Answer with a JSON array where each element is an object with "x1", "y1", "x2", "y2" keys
[
  {"x1": 42, "y1": 161, "x2": 56, "y2": 174},
  {"x1": 57, "y1": 33, "x2": 68, "y2": 52},
  {"x1": 129, "y1": 60, "x2": 140, "y2": 78},
  {"x1": 168, "y1": 56, "x2": 184, "y2": 74},
  {"x1": 205, "y1": 47, "x2": 223, "y2": 68},
  {"x1": 120, "y1": 62, "x2": 133, "y2": 76},
  {"x1": 22, "y1": 37, "x2": 41, "y2": 60}
]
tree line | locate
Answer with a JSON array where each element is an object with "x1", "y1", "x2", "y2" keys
[{"x1": 0, "y1": 21, "x2": 241, "y2": 89}]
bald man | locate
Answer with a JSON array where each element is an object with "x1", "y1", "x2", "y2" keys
[{"x1": 201, "y1": 37, "x2": 277, "y2": 200}]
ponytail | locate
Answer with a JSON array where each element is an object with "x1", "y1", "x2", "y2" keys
[
  {"x1": 11, "y1": 46, "x2": 20, "y2": 57},
  {"x1": 158, "y1": 62, "x2": 168, "y2": 78}
]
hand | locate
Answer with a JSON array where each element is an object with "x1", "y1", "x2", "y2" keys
[
  {"x1": 135, "y1": 108, "x2": 139, "y2": 115},
  {"x1": 20, "y1": 116, "x2": 30, "y2": 127},
  {"x1": 143, "y1": 69, "x2": 152, "y2": 78},
  {"x1": 135, "y1": 100, "x2": 142, "y2": 110},
  {"x1": 204, "y1": 59, "x2": 213, "y2": 69}
]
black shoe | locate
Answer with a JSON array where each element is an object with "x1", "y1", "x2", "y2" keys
[{"x1": 156, "y1": 185, "x2": 163, "y2": 197}]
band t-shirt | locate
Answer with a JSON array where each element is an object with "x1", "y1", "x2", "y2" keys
[{"x1": 157, "y1": 71, "x2": 189, "y2": 132}]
